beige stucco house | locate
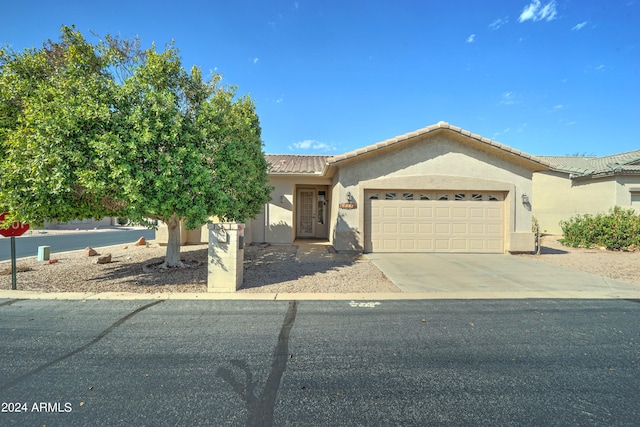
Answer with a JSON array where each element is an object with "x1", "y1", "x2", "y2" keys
[
  {"x1": 163, "y1": 121, "x2": 555, "y2": 253},
  {"x1": 532, "y1": 150, "x2": 640, "y2": 234},
  {"x1": 158, "y1": 121, "x2": 639, "y2": 253}
]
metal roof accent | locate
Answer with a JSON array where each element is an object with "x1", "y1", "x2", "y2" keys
[{"x1": 265, "y1": 154, "x2": 330, "y2": 174}]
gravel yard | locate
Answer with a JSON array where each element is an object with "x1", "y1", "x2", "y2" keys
[
  {"x1": 1, "y1": 235, "x2": 638, "y2": 293},
  {"x1": 0, "y1": 241, "x2": 399, "y2": 293}
]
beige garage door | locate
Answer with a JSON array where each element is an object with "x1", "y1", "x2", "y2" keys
[{"x1": 365, "y1": 191, "x2": 504, "y2": 253}]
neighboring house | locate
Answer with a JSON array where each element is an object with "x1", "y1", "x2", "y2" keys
[{"x1": 532, "y1": 150, "x2": 640, "y2": 234}]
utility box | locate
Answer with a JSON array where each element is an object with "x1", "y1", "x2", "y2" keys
[
  {"x1": 37, "y1": 246, "x2": 51, "y2": 261},
  {"x1": 207, "y1": 223, "x2": 244, "y2": 292}
]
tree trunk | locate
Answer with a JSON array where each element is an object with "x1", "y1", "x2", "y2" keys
[{"x1": 163, "y1": 216, "x2": 183, "y2": 268}]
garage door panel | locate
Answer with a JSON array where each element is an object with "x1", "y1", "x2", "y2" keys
[
  {"x1": 383, "y1": 206, "x2": 398, "y2": 217},
  {"x1": 400, "y1": 239, "x2": 416, "y2": 250},
  {"x1": 418, "y1": 223, "x2": 433, "y2": 233},
  {"x1": 435, "y1": 239, "x2": 450, "y2": 250},
  {"x1": 366, "y1": 191, "x2": 504, "y2": 253},
  {"x1": 487, "y1": 224, "x2": 502, "y2": 235},
  {"x1": 401, "y1": 207, "x2": 416, "y2": 218},
  {"x1": 435, "y1": 223, "x2": 450, "y2": 234},
  {"x1": 418, "y1": 207, "x2": 433, "y2": 218},
  {"x1": 400, "y1": 223, "x2": 415, "y2": 234},
  {"x1": 470, "y1": 208, "x2": 485, "y2": 219},
  {"x1": 469, "y1": 239, "x2": 486, "y2": 250},
  {"x1": 452, "y1": 223, "x2": 467, "y2": 234},
  {"x1": 417, "y1": 240, "x2": 433, "y2": 250},
  {"x1": 381, "y1": 239, "x2": 398, "y2": 251},
  {"x1": 435, "y1": 207, "x2": 450, "y2": 218},
  {"x1": 451, "y1": 239, "x2": 468, "y2": 250},
  {"x1": 486, "y1": 207, "x2": 502, "y2": 219},
  {"x1": 452, "y1": 207, "x2": 468, "y2": 218},
  {"x1": 383, "y1": 223, "x2": 398, "y2": 233},
  {"x1": 469, "y1": 223, "x2": 484, "y2": 234}
]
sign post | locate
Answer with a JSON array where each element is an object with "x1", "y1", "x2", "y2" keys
[{"x1": 0, "y1": 213, "x2": 30, "y2": 290}]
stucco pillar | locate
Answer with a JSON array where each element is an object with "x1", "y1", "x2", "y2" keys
[{"x1": 207, "y1": 223, "x2": 245, "y2": 292}]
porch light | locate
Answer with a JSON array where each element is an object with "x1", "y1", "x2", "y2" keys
[
  {"x1": 280, "y1": 194, "x2": 285, "y2": 203},
  {"x1": 521, "y1": 193, "x2": 530, "y2": 204},
  {"x1": 346, "y1": 192, "x2": 354, "y2": 203}
]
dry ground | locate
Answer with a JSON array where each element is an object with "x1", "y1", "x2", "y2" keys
[{"x1": 1, "y1": 235, "x2": 638, "y2": 293}]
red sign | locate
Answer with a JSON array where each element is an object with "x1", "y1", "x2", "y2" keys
[{"x1": 0, "y1": 212, "x2": 30, "y2": 237}]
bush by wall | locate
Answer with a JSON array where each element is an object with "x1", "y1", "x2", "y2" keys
[{"x1": 560, "y1": 206, "x2": 640, "y2": 250}]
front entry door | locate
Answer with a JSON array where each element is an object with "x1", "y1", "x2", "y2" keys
[{"x1": 297, "y1": 189, "x2": 316, "y2": 237}]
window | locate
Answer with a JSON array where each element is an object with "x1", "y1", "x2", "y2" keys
[
  {"x1": 368, "y1": 193, "x2": 379, "y2": 200},
  {"x1": 455, "y1": 193, "x2": 466, "y2": 201},
  {"x1": 402, "y1": 193, "x2": 414, "y2": 200},
  {"x1": 472, "y1": 193, "x2": 483, "y2": 201},
  {"x1": 438, "y1": 194, "x2": 449, "y2": 201},
  {"x1": 385, "y1": 192, "x2": 396, "y2": 200},
  {"x1": 419, "y1": 194, "x2": 430, "y2": 200}
]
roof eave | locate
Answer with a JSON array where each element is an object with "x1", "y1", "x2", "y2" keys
[{"x1": 327, "y1": 121, "x2": 552, "y2": 170}]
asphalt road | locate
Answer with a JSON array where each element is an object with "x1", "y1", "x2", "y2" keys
[
  {"x1": 0, "y1": 229, "x2": 156, "y2": 261},
  {"x1": 0, "y1": 299, "x2": 638, "y2": 426}
]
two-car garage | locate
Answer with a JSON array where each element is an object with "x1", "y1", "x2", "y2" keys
[{"x1": 364, "y1": 190, "x2": 505, "y2": 253}]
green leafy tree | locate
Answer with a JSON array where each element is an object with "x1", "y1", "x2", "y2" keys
[{"x1": 0, "y1": 26, "x2": 271, "y2": 267}]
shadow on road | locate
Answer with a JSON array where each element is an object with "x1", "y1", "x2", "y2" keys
[{"x1": 216, "y1": 301, "x2": 298, "y2": 427}]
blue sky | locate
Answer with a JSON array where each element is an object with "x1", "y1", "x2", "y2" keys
[{"x1": 1, "y1": 1, "x2": 638, "y2": 156}]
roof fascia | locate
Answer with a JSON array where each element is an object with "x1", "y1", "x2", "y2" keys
[{"x1": 327, "y1": 121, "x2": 551, "y2": 171}]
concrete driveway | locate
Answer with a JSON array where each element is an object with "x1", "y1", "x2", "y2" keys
[{"x1": 366, "y1": 253, "x2": 640, "y2": 298}]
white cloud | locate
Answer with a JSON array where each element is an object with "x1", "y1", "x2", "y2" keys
[
  {"x1": 500, "y1": 91, "x2": 519, "y2": 105},
  {"x1": 466, "y1": 34, "x2": 476, "y2": 43},
  {"x1": 253, "y1": 57, "x2": 259, "y2": 64},
  {"x1": 518, "y1": 0, "x2": 557, "y2": 23},
  {"x1": 489, "y1": 17, "x2": 508, "y2": 30},
  {"x1": 572, "y1": 21, "x2": 588, "y2": 30},
  {"x1": 595, "y1": 64, "x2": 606, "y2": 71},
  {"x1": 553, "y1": 104, "x2": 564, "y2": 110},
  {"x1": 288, "y1": 139, "x2": 336, "y2": 152}
]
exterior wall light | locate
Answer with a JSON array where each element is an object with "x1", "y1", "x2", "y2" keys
[
  {"x1": 521, "y1": 193, "x2": 530, "y2": 204},
  {"x1": 280, "y1": 195, "x2": 285, "y2": 203}
]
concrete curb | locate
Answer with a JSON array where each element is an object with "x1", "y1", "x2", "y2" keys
[{"x1": 1, "y1": 290, "x2": 638, "y2": 301}]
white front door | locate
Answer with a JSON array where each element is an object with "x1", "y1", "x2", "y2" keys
[{"x1": 297, "y1": 189, "x2": 316, "y2": 237}]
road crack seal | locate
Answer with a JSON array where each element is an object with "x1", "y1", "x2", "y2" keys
[
  {"x1": 0, "y1": 300, "x2": 164, "y2": 392},
  {"x1": 217, "y1": 300, "x2": 298, "y2": 427}
]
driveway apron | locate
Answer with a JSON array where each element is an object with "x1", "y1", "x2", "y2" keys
[{"x1": 365, "y1": 253, "x2": 639, "y2": 298}]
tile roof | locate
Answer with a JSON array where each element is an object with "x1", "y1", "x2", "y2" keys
[
  {"x1": 327, "y1": 121, "x2": 553, "y2": 168},
  {"x1": 265, "y1": 154, "x2": 329, "y2": 174},
  {"x1": 264, "y1": 122, "x2": 638, "y2": 178},
  {"x1": 540, "y1": 149, "x2": 640, "y2": 177}
]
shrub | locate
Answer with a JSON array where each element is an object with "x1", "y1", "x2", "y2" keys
[{"x1": 560, "y1": 206, "x2": 640, "y2": 250}]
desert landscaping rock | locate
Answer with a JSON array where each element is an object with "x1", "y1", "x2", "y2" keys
[
  {"x1": 0, "y1": 237, "x2": 638, "y2": 294},
  {"x1": 134, "y1": 237, "x2": 146, "y2": 246},
  {"x1": 96, "y1": 254, "x2": 112, "y2": 264},
  {"x1": 85, "y1": 247, "x2": 98, "y2": 257}
]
